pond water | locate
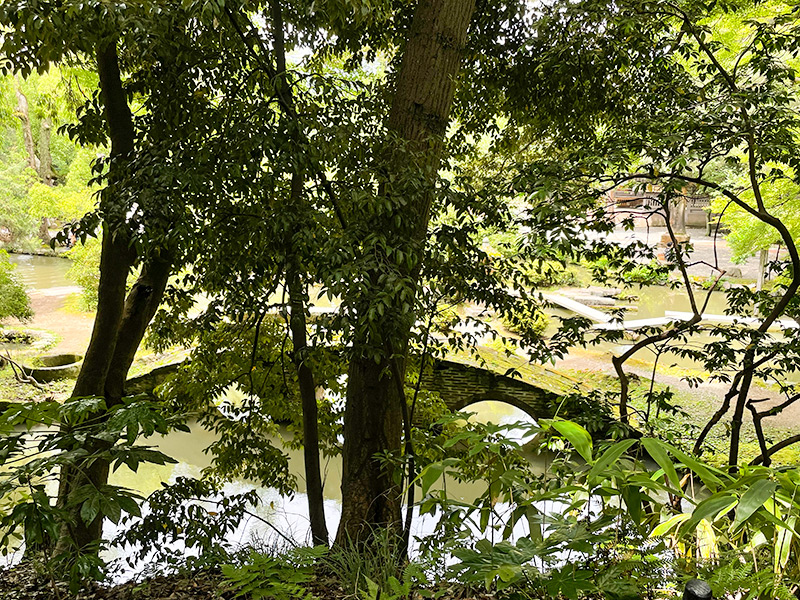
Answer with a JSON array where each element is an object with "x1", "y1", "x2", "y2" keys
[
  {"x1": 632, "y1": 285, "x2": 728, "y2": 320},
  {"x1": 543, "y1": 285, "x2": 738, "y2": 371},
  {"x1": 101, "y1": 401, "x2": 546, "y2": 575},
  {"x1": 7, "y1": 253, "x2": 73, "y2": 291}
]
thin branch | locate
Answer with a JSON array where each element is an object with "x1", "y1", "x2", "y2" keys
[{"x1": 750, "y1": 434, "x2": 800, "y2": 466}]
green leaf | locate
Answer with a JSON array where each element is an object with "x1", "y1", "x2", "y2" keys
[
  {"x1": 650, "y1": 512, "x2": 691, "y2": 537},
  {"x1": 732, "y1": 479, "x2": 778, "y2": 531},
  {"x1": 587, "y1": 439, "x2": 636, "y2": 482},
  {"x1": 80, "y1": 495, "x2": 100, "y2": 525},
  {"x1": 545, "y1": 419, "x2": 593, "y2": 462},
  {"x1": 417, "y1": 458, "x2": 458, "y2": 496},
  {"x1": 640, "y1": 438, "x2": 679, "y2": 489},
  {"x1": 621, "y1": 485, "x2": 642, "y2": 526},
  {"x1": 117, "y1": 494, "x2": 141, "y2": 518},
  {"x1": 681, "y1": 494, "x2": 737, "y2": 534},
  {"x1": 775, "y1": 515, "x2": 795, "y2": 574},
  {"x1": 669, "y1": 446, "x2": 725, "y2": 491}
]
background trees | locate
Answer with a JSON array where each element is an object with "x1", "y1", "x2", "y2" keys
[
  {"x1": 494, "y1": 0, "x2": 800, "y2": 467},
  {"x1": 0, "y1": 250, "x2": 31, "y2": 324},
  {"x1": 0, "y1": 69, "x2": 98, "y2": 248}
]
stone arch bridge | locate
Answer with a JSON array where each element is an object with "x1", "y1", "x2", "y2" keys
[
  {"x1": 420, "y1": 353, "x2": 590, "y2": 422},
  {"x1": 126, "y1": 351, "x2": 590, "y2": 423}
]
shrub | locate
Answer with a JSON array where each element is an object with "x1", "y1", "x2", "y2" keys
[
  {"x1": 623, "y1": 260, "x2": 670, "y2": 285},
  {"x1": 66, "y1": 236, "x2": 101, "y2": 309},
  {"x1": 502, "y1": 303, "x2": 549, "y2": 338},
  {"x1": 523, "y1": 261, "x2": 579, "y2": 288},
  {"x1": 0, "y1": 250, "x2": 32, "y2": 323}
]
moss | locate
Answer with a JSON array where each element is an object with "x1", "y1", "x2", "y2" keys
[
  {"x1": 0, "y1": 366, "x2": 73, "y2": 403},
  {"x1": 448, "y1": 346, "x2": 588, "y2": 397}
]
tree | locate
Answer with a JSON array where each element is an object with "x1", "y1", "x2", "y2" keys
[
  {"x1": 0, "y1": 70, "x2": 96, "y2": 247},
  {"x1": 145, "y1": 0, "x2": 490, "y2": 550},
  {"x1": 141, "y1": 0, "x2": 492, "y2": 551},
  {"x1": 334, "y1": 0, "x2": 476, "y2": 546},
  {"x1": 503, "y1": 0, "x2": 800, "y2": 468},
  {"x1": 0, "y1": 0, "x2": 217, "y2": 556}
]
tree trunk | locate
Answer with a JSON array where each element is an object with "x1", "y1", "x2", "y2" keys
[
  {"x1": 38, "y1": 217, "x2": 52, "y2": 245},
  {"x1": 337, "y1": 352, "x2": 406, "y2": 545},
  {"x1": 38, "y1": 117, "x2": 57, "y2": 185},
  {"x1": 14, "y1": 79, "x2": 40, "y2": 174},
  {"x1": 57, "y1": 258, "x2": 172, "y2": 549},
  {"x1": 669, "y1": 195, "x2": 687, "y2": 235},
  {"x1": 104, "y1": 258, "x2": 172, "y2": 404},
  {"x1": 288, "y1": 268, "x2": 329, "y2": 547},
  {"x1": 267, "y1": 0, "x2": 330, "y2": 546},
  {"x1": 69, "y1": 37, "x2": 136, "y2": 399},
  {"x1": 55, "y1": 39, "x2": 138, "y2": 555},
  {"x1": 334, "y1": 0, "x2": 475, "y2": 548}
]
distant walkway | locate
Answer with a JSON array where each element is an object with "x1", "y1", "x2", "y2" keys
[
  {"x1": 541, "y1": 293, "x2": 612, "y2": 323},
  {"x1": 601, "y1": 226, "x2": 777, "y2": 280}
]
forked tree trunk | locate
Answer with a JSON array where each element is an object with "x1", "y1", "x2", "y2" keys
[
  {"x1": 104, "y1": 258, "x2": 173, "y2": 404},
  {"x1": 335, "y1": 0, "x2": 475, "y2": 547},
  {"x1": 55, "y1": 40, "x2": 141, "y2": 554}
]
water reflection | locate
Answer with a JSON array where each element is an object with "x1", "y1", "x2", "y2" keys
[
  {"x1": 104, "y1": 400, "x2": 546, "y2": 575},
  {"x1": 7, "y1": 254, "x2": 73, "y2": 291}
]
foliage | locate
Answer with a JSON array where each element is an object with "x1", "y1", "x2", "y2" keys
[
  {"x1": 0, "y1": 249, "x2": 32, "y2": 323},
  {"x1": 27, "y1": 148, "x2": 98, "y2": 221},
  {"x1": 417, "y1": 417, "x2": 800, "y2": 600},
  {"x1": 157, "y1": 319, "x2": 345, "y2": 491},
  {"x1": 324, "y1": 528, "x2": 408, "y2": 597},
  {"x1": 115, "y1": 476, "x2": 261, "y2": 576},
  {"x1": 502, "y1": 302, "x2": 549, "y2": 339},
  {"x1": 5, "y1": 0, "x2": 800, "y2": 594},
  {"x1": 0, "y1": 70, "x2": 100, "y2": 247},
  {"x1": 0, "y1": 158, "x2": 38, "y2": 244},
  {"x1": 65, "y1": 236, "x2": 101, "y2": 309},
  {"x1": 223, "y1": 546, "x2": 326, "y2": 600},
  {"x1": 500, "y1": 0, "x2": 800, "y2": 470},
  {"x1": 0, "y1": 396, "x2": 185, "y2": 588},
  {"x1": 590, "y1": 256, "x2": 671, "y2": 287}
]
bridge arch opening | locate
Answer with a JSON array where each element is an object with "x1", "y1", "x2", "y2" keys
[
  {"x1": 459, "y1": 399, "x2": 539, "y2": 444},
  {"x1": 452, "y1": 392, "x2": 543, "y2": 424}
]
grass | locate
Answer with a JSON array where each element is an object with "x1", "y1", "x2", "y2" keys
[
  {"x1": 0, "y1": 366, "x2": 73, "y2": 403},
  {"x1": 125, "y1": 346, "x2": 190, "y2": 378},
  {"x1": 60, "y1": 292, "x2": 94, "y2": 315}
]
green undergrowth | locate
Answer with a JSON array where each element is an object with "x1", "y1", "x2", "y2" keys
[
  {"x1": 563, "y1": 368, "x2": 800, "y2": 466},
  {"x1": 0, "y1": 366, "x2": 73, "y2": 402},
  {"x1": 126, "y1": 346, "x2": 190, "y2": 379},
  {"x1": 60, "y1": 292, "x2": 96, "y2": 315}
]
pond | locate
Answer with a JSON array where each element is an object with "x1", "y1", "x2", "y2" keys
[
  {"x1": 0, "y1": 255, "x2": 751, "y2": 570},
  {"x1": 101, "y1": 401, "x2": 546, "y2": 576},
  {"x1": 7, "y1": 253, "x2": 73, "y2": 291},
  {"x1": 543, "y1": 285, "x2": 738, "y2": 371}
]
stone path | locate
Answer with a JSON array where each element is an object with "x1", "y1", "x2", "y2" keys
[{"x1": 9, "y1": 289, "x2": 93, "y2": 355}]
